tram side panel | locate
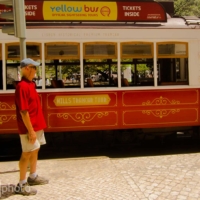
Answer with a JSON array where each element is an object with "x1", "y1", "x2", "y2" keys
[
  {"x1": 43, "y1": 89, "x2": 200, "y2": 132},
  {"x1": 43, "y1": 91, "x2": 119, "y2": 132},
  {"x1": 121, "y1": 89, "x2": 200, "y2": 129},
  {"x1": 0, "y1": 94, "x2": 18, "y2": 134},
  {"x1": 1, "y1": 88, "x2": 200, "y2": 134}
]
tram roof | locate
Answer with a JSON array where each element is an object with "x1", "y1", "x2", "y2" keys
[
  {"x1": 0, "y1": 16, "x2": 200, "y2": 29},
  {"x1": 17, "y1": 17, "x2": 200, "y2": 29}
]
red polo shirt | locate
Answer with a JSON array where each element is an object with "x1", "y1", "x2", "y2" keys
[{"x1": 15, "y1": 77, "x2": 46, "y2": 134}]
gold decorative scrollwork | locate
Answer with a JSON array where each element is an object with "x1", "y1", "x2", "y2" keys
[
  {"x1": 142, "y1": 96, "x2": 180, "y2": 106},
  {"x1": 0, "y1": 102, "x2": 16, "y2": 110},
  {"x1": 57, "y1": 112, "x2": 109, "y2": 124},
  {"x1": 0, "y1": 115, "x2": 16, "y2": 125},
  {"x1": 142, "y1": 109, "x2": 180, "y2": 118}
]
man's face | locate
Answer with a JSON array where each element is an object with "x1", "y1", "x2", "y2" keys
[{"x1": 21, "y1": 65, "x2": 37, "y2": 81}]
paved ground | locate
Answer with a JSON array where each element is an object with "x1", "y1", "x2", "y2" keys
[{"x1": 1, "y1": 153, "x2": 200, "y2": 200}]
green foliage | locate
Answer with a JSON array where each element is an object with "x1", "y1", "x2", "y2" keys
[
  {"x1": 45, "y1": 59, "x2": 151, "y2": 80},
  {"x1": 174, "y1": 0, "x2": 200, "y2": 16},
  {"x1": 137, "y1": 64, "x2": 150, "y2": 72}
]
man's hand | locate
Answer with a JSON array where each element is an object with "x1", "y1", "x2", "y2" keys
[
  {"x1": 28, "y1": 130, "x2": 37, "y2": 144},
  {"x1": 20, "y1": 110, "x2": 36, "y2": 144}
]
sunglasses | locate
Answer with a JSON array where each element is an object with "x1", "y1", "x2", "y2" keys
[{"x1": 29, "y1": 66, "x2": 37, "y2": 70}]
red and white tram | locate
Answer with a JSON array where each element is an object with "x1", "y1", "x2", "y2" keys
[{"x1": 0, "y1": 1, "x2": 200, "y2": 137}]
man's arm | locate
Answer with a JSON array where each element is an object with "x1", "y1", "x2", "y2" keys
[{"x1": 20, "y1": 110, "x2": 36, "y2": 144}]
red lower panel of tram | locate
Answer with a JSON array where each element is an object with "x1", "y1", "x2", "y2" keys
[{"x1": 0, "y1": 88, "x2": 199, "y2": 134}]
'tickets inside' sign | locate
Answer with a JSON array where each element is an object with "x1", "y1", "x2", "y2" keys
[{"x1": 0, "y1": 1, "x2": 167, "y2": 22}]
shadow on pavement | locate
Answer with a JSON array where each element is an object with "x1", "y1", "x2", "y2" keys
[{"x1": 1, "y1": 131, "x2": 200, "y2": 161}]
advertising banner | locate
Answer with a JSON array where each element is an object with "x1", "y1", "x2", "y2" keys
[{"x1": 0, "y1": 1, "x2": 167, "y2": 22}]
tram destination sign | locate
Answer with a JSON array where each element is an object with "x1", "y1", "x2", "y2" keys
[{"x1": 0, "y1": 1, "x2": 167, "y2": 22}]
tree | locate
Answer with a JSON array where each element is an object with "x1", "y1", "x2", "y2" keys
[{"x1": 174, "y1": 0, "x2": 200, "y2": 16}]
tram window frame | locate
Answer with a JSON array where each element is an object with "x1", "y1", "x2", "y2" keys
[
  {"x1": 5, "y1": 42, "x2": 41, "y2": 60},
  {"x1": 6, "y1": 63, "x2": 20, "y2": 90},
  {"x1": 45, "y1": 59, "x2": 81, "y2": 89},
  {"x1": 157, "y1": 42, "x2": 188, "y2": 85},
  {"x1": 45, "y1": 42, "x2": 80, "y2": 60},
  {"x1": 121, "y1": 42, "x2": 153, "y2": 59},
  {"x1": 83, "y1": 42, "x2": 117, "y2": 59},
  {"x1": 83, "y1": 59, "x2": 118, "y2": 87},
  {"x1": 4, "y1": 42, "x2": 42, "y2": 90},
  {"x1": 120, "y1": 58, "x2": 154, "y2": 87},
  {"x1": 83, "y1": 42, "x2": 118, "y2": 87},
  {"x1": 120, "y1": 42, "x2": 154, "y2": 87},
  {"x1": 45, "y1": 42, "x2": 81, "y2": 88}
]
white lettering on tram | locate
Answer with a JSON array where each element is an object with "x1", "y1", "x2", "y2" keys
[
  {"x1": 123, "y1": 6, "x2": 141, "y2": 11},
  {"x1": 125, "y1": 12, "x2": 140, "y2": 17},
  {"x1": 25, "y1": 11, "x2": 35, "y2": 16},
  {"x1": 24, "y1": 4, "x2": 37, "y2": 16},
  {"x1": 25, "y1": 5, "x2": 37, "y2": 10}
]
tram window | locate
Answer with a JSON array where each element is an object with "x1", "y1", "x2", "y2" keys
[
  {"x1": 45, "y1": 43, "x2": 80, "y2": 60},
  {"x1": 6, "y1": 66, "x2": 19, "y2": 89},
  {"x1": 121, "y1": 58, "x2": 154, "y2": 87},
  {"x1": 33, "y1": 65, "x2": 43, "y2": 88},
  {"x1": 6, "y1": 60, "x2": 20, "y2": 89},
  {"x1": 121, "y1": 43, "x2": 152, "y2": 57},
  {"x1": 5, "y1": 61, "x2": 42, "y2": 89},
  {"x1": 45, "y1": 59, "x2": 80, "y2": 88},
  {"x1": 6, "y1": 43, "x2": 41, "y2": 60},
  {"x1": 84, "y1": 42, "x2": 117, "y2": 59},
  {"x1": 157, "y1": 42, "x2": 188, "y2": 85},
  {"x1": 157, "y1": 58, "x2": 188, "y2": 85},
  {"x1": 85, "y1": 45, "x2": 115, "y2": 56},
  {"x1": 84, "y1": 59, "x2": 117, "y2": 87},
  {"x1": 120, "y1": 42, "x2": 154, "y2": 87},
  {"x1": 158, "y1": 43, "x2": 187, "y2": 56}
]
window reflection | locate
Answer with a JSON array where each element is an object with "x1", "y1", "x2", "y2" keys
[
  {"x1": 83, "y1": 59, "x2": 117, "y2": 87},
  {"x1": 121, "y1": 59, "x2": 154, "y2": 86},
  {"x1": 157, "y1": 42, "x2": 188, "y2": 85},
  {"x1": 45, "y1": 59, "x2": 80, "y2": 88}
]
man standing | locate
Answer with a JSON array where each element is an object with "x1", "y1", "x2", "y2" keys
[{"x1": 14, "y1": 58, "x2": 48, "y2": 195}]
